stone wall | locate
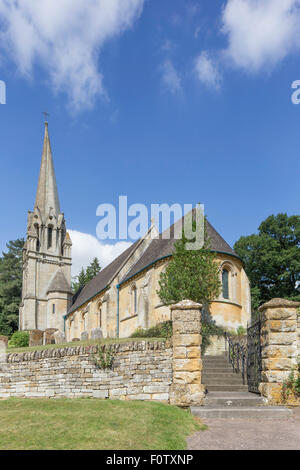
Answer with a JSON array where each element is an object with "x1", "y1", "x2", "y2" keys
[
  {"x1": 0, "y1": 341, "x2": 172, "y2": 401},
  {"x1": 259, "y1": 298, "x2": 300, "y2": 405}
]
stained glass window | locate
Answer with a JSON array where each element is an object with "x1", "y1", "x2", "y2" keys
[{"x1": 222, "y1": 269, "x2": 229, "y2": 299}]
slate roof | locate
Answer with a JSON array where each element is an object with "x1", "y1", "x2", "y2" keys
[
  {"x1": 67, "y1": 239, "x2": 140, "y2": 315},
  {"x1": 67, "y1": 214, "x2": 238, "y2": 316},
  {"x1": 119, "y1": 218, "x2": 237, "y2": 285}
]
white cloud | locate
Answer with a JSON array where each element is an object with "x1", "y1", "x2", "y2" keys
[
  {"x1": 68, "y1": 229, "x2": 132, "y2": 278},
  {"x1": 0, "y1": 0, "x2": 144, "y2": 111},
  {"x1": 222, "y1": 0, "x2": 300, "y2": 72},
  {"x1": 195, "y1": 51, "x2": 221, "y2": 89},
  {"x1": 161, "y1": 59, "x2": 182, "y2": 94}
]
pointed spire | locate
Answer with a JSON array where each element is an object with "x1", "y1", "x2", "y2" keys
[{"x1": 35, "y1": 122, "x2": 60, "y2": 219}]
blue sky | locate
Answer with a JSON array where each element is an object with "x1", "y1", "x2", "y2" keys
[{"x1": 0, "y1": 0, "x2": 299, "y2": 275}]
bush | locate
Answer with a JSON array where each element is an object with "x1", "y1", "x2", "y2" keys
[
  {"x1": 130, "y1": 321, "x2": 172, "y2": 339},
  {"x1": 9, "y1": 331, "x2": 29, "y2": 348},
  {"x1": 236, "y1": 326, "x2": 247, "y2": 336}
]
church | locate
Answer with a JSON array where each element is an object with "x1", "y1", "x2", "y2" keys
[{"x1": 20, "y1": 123, "x2": 251, "y2": 341}]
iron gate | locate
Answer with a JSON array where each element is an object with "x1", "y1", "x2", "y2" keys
[{"x1": 247, "y1": 319, "x2": 262, "y2": 394}]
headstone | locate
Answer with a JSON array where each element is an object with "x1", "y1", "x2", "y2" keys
[
  {"x1": 29, "y1": 329, "x2": 44, "y2": 347},
  {"x1": 53, "y1": 330, "x2": 66, "y2": 344},
  {"x1": 81, "y1": 331, "x2": 89, "y2": 341},
  {"x1": 44, "y1": 328, "x2": 58, "y2": 345},
  {"x1": 91, "y1": 328, "x2": 103, "y2": 340},
  {"x1": 0, "y1": 335, "x2": 8, "y2": 363}
]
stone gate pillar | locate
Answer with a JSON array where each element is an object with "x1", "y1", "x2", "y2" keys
[
  {"x1": 0, "y1": 336, "x2": 8, "y2": 364},
  {"x1": 169, "y1": 300, "x2": 205, "y2": 407},
  {"x1": 259, "y1": 298, "x2": 300, "y2": 404}
]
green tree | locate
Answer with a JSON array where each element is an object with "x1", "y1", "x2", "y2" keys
[
  {"x1": 234, "y1": 213, "x2": 300, "y2": 312},
  {"x1": 86, "y1": 257, "x2": 102, "y2": 282},
  {"x1": 72, "y1": 258, "x2": 102, "y2": 293},
  {"x1": 0, "y1": 238, "x2": 25, "y2": 336},
  {"x1": 157, "y1": 224, "x2": 221, "y2": 306}
]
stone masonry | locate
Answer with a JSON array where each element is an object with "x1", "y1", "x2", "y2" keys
[
  {"x1": 259, "y1": 298, "x2": 300, "y2": 404},
  {"x1": 169, "y1": 300, "x2": 205, "y2": 407},
  {"x1": 0, "y1": 341, "x2": 172, "y2": 401}
]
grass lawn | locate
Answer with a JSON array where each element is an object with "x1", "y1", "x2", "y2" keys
[
  {"x1": 7, "y1": 337, "x2": 164, "y2": 353},
  {"x1": 0, "y1": 399, "x2": 205, "y2": 450}
]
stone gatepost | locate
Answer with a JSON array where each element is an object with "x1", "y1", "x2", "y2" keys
[
  {"x1": 0, "y1": 335, "x2": 8, "y2": 364},
  {"x1": 169, "y1": 300, "x2": 205, "y2": 407},
  {"x1": 259, "y1": 298, "x2": 300, "y2": 404}
]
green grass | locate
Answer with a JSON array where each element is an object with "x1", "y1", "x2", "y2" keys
[
  {"x1": 0, "y1": 399, "x2": 205, "y2": 450},
  {"x1": 7, "y1": 337, "x2": 164, "y2": 353}
]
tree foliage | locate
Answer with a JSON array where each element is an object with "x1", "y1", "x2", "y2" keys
[
  {"x1": 157, "y1": 223, "x2": 221, "y2": 306},
  {"x1": 72, "y1": 257, "x2": 102, "y2": 293},
  {"x1": 234, "y1": 213, "x2": 300, "y2": 311},
  {"x1": 0, "y1": 238, "x2": 24, "y2": 336}
]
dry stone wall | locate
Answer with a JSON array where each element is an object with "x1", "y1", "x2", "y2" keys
[{"x1": 0, "y1": 341, "x2": 172, "y2": 401}]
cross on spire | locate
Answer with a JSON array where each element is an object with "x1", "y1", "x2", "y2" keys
[{"x1": 42, "y1": 111, "x2": 50, "y2": 122}]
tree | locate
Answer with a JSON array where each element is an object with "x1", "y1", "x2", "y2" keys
[
  {"x1": 72, "y1": 258, "x2": 102, "y2": 293},
  {"x1": 157, "y1": 223, "x2": 221, "y2": 307},
  {"x1": 234, "y1": 213, "x2": 300, "y2": 312},
  {"x1": 0, "y1": 238, "x2": 25, "y2": 336}
]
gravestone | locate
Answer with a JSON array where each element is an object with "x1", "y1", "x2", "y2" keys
[
  {"x1": 29, "y1": 329, "x2": 44, "y2": 347},
  {"x1": 44, "y1": 328, "x2": 58, "y2": 345},
  {"x1": 81, "y1": 331, "x2": 89, "y2": 341},
  {"x1": 53, "y1": 330, "x2": 66, "y2": 344},
  {"x1": 91, "y1": 328, "x2": 103, "y2": 340}
]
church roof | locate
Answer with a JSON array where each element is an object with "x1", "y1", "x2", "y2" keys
[
  {"x1": 35, "y1": 122, "x2": 61, "y2": 219},
  {"x1": 67, "y1": 214, "x2": 238, "y2": 316},
  {"x1": 47, "y1": 269, "x2": 72, "y2": 294},
  {"x1": 119, "y1": 218, "x2": 238, "y2": 285},
  {"x1": 67, "y1": 239, "x2": 140, "y2": 315}
]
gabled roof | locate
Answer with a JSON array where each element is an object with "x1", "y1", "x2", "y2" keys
[
  {"x1": 67, "y1": 213, "x2": 238, "y2": 316},
  {"x1": 67, "y1": 239, "x2": 140, "y2": 315},
  {"x1": 119, "y1": 218, "x2": 238, "y2": 285}
]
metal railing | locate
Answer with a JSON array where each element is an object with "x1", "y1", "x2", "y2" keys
[{"x1": 224, "y1": 332, "x2": 247, "y2": 385}]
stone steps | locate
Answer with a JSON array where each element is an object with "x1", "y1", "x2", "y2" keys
[
  {"x1": 193, "y1": 354, "x2": 292, "y2": 419},
  {"x1": 191, "y1": 406, "x2": 293, "y2": 419}
]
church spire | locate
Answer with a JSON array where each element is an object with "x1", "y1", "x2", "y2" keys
[{"x1": 35, "y1": 122, "x2": 60, "y2": 219}]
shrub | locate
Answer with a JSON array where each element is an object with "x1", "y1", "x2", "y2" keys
[
  {"x1": 9, "y1": 331, "x2": 29, "y2": 348},
  {"x1": 130, "y1": 321, "x2": 172, "y2": 339},
  {"x1": 236, "y1": 326, "x2": 247, "y2": 336}
]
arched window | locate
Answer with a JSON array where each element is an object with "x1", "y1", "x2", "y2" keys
[
  {"x1": 222, "y1": 269, "x2": 229, "y2": 300},
  {"x1": 35, "y1": 224, "x2": 40, "y2": 252},
  {"x1": 98, "y1": 303, "x2": 102, "y2": 328},
  {"x1": 48, "y1": 226, "x2": 53, "y2": 249},
  {"x1": 131, "y1": 285, "x2": 137, "y2": 313}
]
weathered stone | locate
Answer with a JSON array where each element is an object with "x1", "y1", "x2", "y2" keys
[
  {"x1": 81, "y1": 331, "x2": 89, "y2": 341},
  {"x1": 91, "y1": 328, "x2": 103, "y2": 340},
  {"x1": 44, "y1": 329, "x2": 58, "y2": 345},
  {"x1": 72, "y1": 338, "x2": 80, "y2": 342},
  {"x1": 53, "y1": 330, "x2": 66, "y2": 344},
  {"x1": 29, "y1": 330, "x2": 44, "y2": 347}
]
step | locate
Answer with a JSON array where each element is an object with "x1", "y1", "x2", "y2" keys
[
  {"x1": 203, "y1": 372, "x2": 243, "y2": 379},
  {"x1": 205, "y1": 385, "x2": 249, "y2": 392},
  {"x1": 203, "y1": 367, "x2": 234, "y2": 372},
  {"x1": 203, "y1": 362, "x2": 232, "y2": 368},
  {"x1": 191, "y1": 406, "x2": 293, "y2": 419},
  {"x1": 204, "y1": 392, "x2": 265, "y2": 407},
  {"x1": 203, "y1": 378, "x2": 244, "y2": 385}
]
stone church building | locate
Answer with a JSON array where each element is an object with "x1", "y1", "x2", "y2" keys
[{"x1": 20, "y1": 124, "x2": 251, "y2": 341}]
